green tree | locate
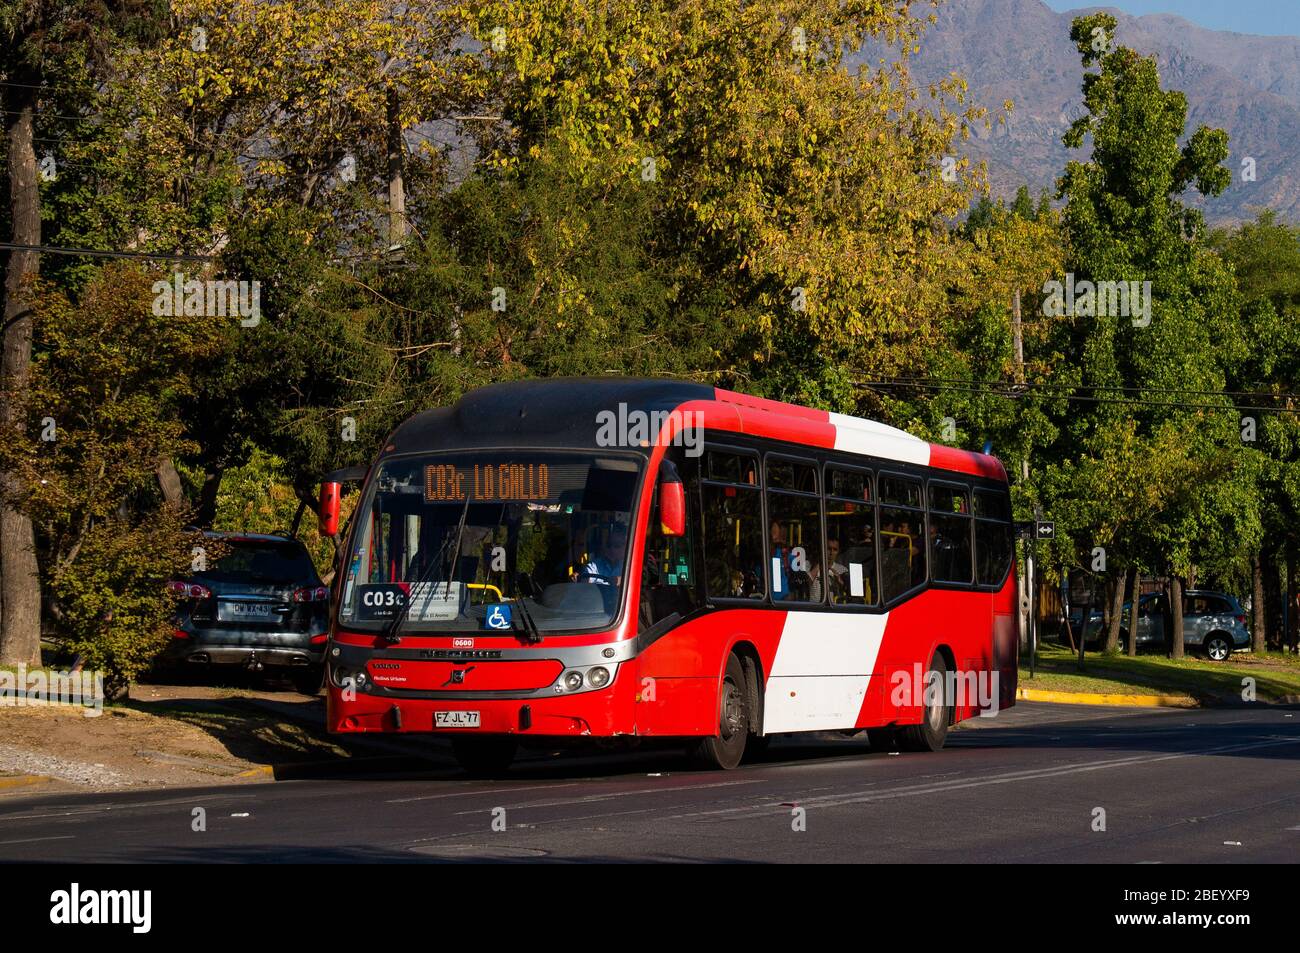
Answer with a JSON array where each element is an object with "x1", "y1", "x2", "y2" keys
[
  {"x1": 1046, "y1": 12, "x2": 1243, "y2": 658},
  {"x1": 0, "y1": 264, "x2": 221, "y2": 691},
  {"x1": 0, "y1": 0, "x2": 166, "y2": 664}
]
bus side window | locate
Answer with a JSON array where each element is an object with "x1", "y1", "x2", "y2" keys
[
  {"x1": 927, "y1": 482, "x2": 973, "y2": 585},
  {"x1": 973, "y1": 488, "x2": 1013, "y2": 586},
  {"x1": 701, "y1": 449, "x2": 765, "y2": 600},
  {"x1": 879, "y1": 474, "x2": 926, "y2": 602},
  {"x1": 766, "y1": 458, "x2": 822, "y2": 603},
  {"x1": 825, "y1": 465, "x2": 877, "y2": 606},
  {"x1": 641, "y1": 452, "x2": 702, "y2": 625}
]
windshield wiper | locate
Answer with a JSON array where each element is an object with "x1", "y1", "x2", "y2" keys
[
  {"x1": 512, "y1": 586, "x2": 543, "y2": 644},
  {"x1": 380, "y1": 492, "x2": 471, "y2": 644}
]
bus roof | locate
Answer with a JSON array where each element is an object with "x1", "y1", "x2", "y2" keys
[{"x1": 382, "y1": 377, "x2": 1007, "y2": 482}]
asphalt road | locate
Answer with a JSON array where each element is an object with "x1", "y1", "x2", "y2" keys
[{"x1": 1, "y1": 702, "x2": 1297, "y2": 863}]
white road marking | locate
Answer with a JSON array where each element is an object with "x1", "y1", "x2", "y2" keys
[
  {"x1": 453, "y1": 778, "x2": 765, "y2": 815},
  {"x1": 386, "y1": 783, "x2": 579, "y2": 804},
  {"x1": 0, "y1": 834, "x2": 76, "y2": 845},
  {"x1": 0, "y1": 792, "x2": 259, "y2": 824},
  {"x1": 671, "y1": 737, "x2": 1300, "y2": 820}
]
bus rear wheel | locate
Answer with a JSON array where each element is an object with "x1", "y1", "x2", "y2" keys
[
  {"x1": 451, "y1": 737, "x2": 517, "y2": 777},
  {"x1": 898, "y1": 653, "x2": 951, "y2": 752},
  {"x1": 690, "y1": 653, "x2": 750, "y2": 770}
]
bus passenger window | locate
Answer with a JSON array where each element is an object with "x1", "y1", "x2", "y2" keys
[
  {"x1": 928, "y1": 483, "x2": 973, "y2": 584},
  {"x1": 880, "y1": 474, "x2": 926, "y2": 602},
  {"x1": 766, "y1": 458, "x2": 822, "y2": 603},
  {"x1": 825, "y1": 466, "x2": 876, "y2": 606},
  {"x1": 701, "y1": 451, "x2": 764, "y2": 600},
  {"x1": 973, "y1": 488, "x2": 1013, "y2": 586}
]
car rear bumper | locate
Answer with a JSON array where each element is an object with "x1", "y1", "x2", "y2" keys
[
  {"x1": 174, "y1": 646, "x2": 324, "y2": 667},
  {"x1": 165, "y1": 629, "x2": 325, "y2": 668}
]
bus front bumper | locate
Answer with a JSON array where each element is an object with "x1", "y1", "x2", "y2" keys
[{"x1": 326, "y1": 665, "x2": 637, "y2": 737}]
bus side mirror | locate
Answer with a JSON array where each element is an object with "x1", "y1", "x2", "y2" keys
[
  {"x1": 659, "y1": 476, "x2": 685, "y2": 537},
  {"x1": 319, "y1": 481, "x2": 341, "y2": 538}
]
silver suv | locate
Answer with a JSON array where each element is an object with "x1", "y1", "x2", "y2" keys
[
  {"x1": 1133, "y1": 590, "x2": 1250, "y2": 660},
  {"x1": 1077, "y1": 590, "x2": 1250, "y2": 660}
]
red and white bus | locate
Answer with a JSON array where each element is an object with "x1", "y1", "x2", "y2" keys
[{"x1": 320, "y1": 378, "x2": 1018, "y2": 772}]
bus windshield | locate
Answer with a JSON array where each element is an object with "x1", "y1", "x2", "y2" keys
[{"x1": 337, "y1": 452, "x2": 642, "y2": 634}]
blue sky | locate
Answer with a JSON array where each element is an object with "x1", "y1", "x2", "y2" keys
[{"x1": 1044, "y1": 1, "x2": 1300, "y2": 36}]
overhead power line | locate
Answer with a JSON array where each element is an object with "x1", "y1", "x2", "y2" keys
[
  {"x1": 0, "y1": 242, "x2": 215, "y2": 262},
  {"x1": 878, "y1": 375, "x2": 1300, "y2": 402},
  {"x1": 861, "y1": 378, "x2": 1300, "y2": 415}
]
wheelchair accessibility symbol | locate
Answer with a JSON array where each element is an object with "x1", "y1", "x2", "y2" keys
[{"x1": 484, "y1": 603, "x2": 513, "y2": 630}]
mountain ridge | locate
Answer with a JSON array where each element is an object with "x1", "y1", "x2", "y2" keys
[{"x1": 875, "y1": 0, "x2": 1300, "y2": 223}]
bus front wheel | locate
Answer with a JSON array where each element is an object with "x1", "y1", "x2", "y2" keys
[
  {"x1": 690, "y1": 653, "x2": 750, "y2": 770},
  {"x1": 898, "y1": 653, "x2": 951, "y2": 752}
]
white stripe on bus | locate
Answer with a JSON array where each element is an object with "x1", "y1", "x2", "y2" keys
[
  {"x1": 828, "y1": 418, "x2": 931, "y2": 466},
  {"x1": 763, "y1": 612, "x2": 887, "y2": 733}
]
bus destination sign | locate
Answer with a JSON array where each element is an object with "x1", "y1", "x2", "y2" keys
[{"x1": 425, "y1": 463, "x2": 552, "y2": 503}]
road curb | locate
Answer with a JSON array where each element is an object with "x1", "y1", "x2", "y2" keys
[
  {"x1": 1017, "y1": 687, "x2": 1199, "y2": 708},
  {"x1": 0, "y1": 774, "x2": 53, "y2": 791}
]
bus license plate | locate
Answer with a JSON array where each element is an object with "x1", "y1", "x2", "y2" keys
[{"x1": 435, "y1": 711, "x2": 480, "y2": 729}]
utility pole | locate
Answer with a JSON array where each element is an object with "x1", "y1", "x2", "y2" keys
[
  {"x1": 1012, "y1": 287, "x2": 1033, "y2": 655},
  {"x1": 1012, "y1": 288, "x2": 1024, "y2": 383},
  {"x1": 386, "y1": 87, "x2": 406, "y2": 249}
]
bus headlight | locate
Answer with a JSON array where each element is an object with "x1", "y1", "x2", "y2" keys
[
  {"x1": 564, "y1": 671, "x2": 584, "y2": 692},
  {"x1": 587, "y1": 666, "x2": 611, "y2": 689}
]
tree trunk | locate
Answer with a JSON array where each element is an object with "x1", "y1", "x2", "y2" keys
[
  {"x1": 1251, "y1": 552, "x2": 1266, "y2": 653},
  {"x1": 156, "y1": 458, "x2": 185, "y2": 507},
  {"x1": 1284, "y1": 553, "x2": 1294, "y2": 650},
  {"x1": 0, "y1": 72, "x2": 44, "y2": 667},
  {"x1": 1263, "y1": 549, "x2": 1284, "y2": 650},
  {"x1": 1105, "y1": 571, "x2": 1124, "y2": 652},
  {"x1": 1124, "y1": 565, "x2": 1139, "y2": 657},
  {"x1": 1169, "y1": 575, "x2": 1185, "y2": 659},
  {"x1": 194, "y1": 468, "x2": 224, "y2": 527}
]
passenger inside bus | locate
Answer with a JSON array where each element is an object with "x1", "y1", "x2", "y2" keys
[
  {"x1": 825, "y1": 537, "x2": 847, "y2": 600},
  {"x1": 768, "y1": 519, "x2": 793, "y2": 600},
  {"x1": 840, "y1": 525, "x2": 876, "y2": 604}
]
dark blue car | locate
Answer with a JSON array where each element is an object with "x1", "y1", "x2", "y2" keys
[{"x1": 164, "y1": 532, "x2": 329, "y2": 694}]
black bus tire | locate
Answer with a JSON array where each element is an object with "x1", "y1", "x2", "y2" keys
[
  {"x1": 898, "y1": 653, "x2": 951, "y2": 752},
  {"x1": 690, "y1": 653, "x2": 749, "y2": 770}
]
